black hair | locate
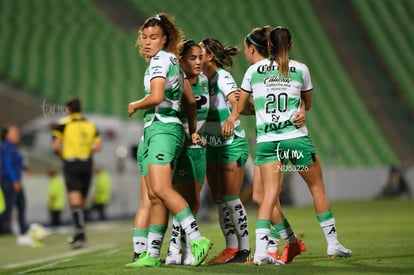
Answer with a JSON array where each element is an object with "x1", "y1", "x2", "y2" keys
[
  {"x1": 179, "y1": 39, "x2": 199, "y2": 58},
  {"x1": 1, "y1": 124, "x2": 11, "y2": 142},
  {"x1": 66, "y1": 97, "x2": 82, "y2": 113}
]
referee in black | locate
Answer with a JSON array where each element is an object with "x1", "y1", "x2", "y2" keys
[{"x1": 52, "y1": 98, "x2": 102, "y2": 249}]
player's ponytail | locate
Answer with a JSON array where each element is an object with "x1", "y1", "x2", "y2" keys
[
  {"x1": 269, "y1": 26, "x2": 292, "y2": 77},
  {"x1": 201, "y1": 38, "x2": 240, "y2": 68}
]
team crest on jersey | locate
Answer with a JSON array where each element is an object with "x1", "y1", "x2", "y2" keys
[
  {"x1": 202, "y1": 82, "x2": 208, "y2": 91},
  {"x1": 169, "y1": 56, "x2": 178, "y2": 65}
]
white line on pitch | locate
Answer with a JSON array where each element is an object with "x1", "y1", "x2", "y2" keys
[{"x1": 1, "y1": 243, "x2": 115, "y2": 271}]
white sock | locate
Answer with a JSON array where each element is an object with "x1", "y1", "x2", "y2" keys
[
  {"x1": 147, "y1": 224, "x2": 167, "y2": 258},
  {"x1": 276, "y1": 219, "x2": 296, "y2": 244},
  {"x1": 255, "y1": 228, "x2": 270, "y2": 258},
  {"x1": 320, "y1": 218, "x2": 338, "y2": 246},
  {"x1": 216, "y1": 201, "x2": 238, "y2": 248},
  {"x1": 177, "y1": 207, "x2": 202, "y2": 241},
  {"x1": 268, "y1": 227, "x2": 280, "y2": 254},
  {"x1": 168, "y1": 218, "x2": 182, "y2": 253},
  {"x1": 225, "y1": 198, "x2": 249, "y2": 250},
  {"x1": 132, "y1": 228, "x2": 148, "y2": 254}
]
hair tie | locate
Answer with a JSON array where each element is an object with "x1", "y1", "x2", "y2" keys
[
  {"x1": 154, "y1": 14, "x2": 161, "y2": 21},
  {"x1": 183, "y1": 39, "x2": 197, "y2": 49},
  {"x1": 246, "y1": 33, "x2": 265, "y2": 49}
]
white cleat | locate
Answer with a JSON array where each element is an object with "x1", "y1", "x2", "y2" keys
[
  {"x1": 254, "y1": 255, "x2": 284, "y2": 266},
  {"x1": 327, "y1": 243, "x2": 352, "y2": 258},
  {"x1": 165, "y1": 247, "x2": 182, "y2": 265}
]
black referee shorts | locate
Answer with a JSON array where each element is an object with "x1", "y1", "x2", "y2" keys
[{"x1": 63, "y1": 159, "x2": 93, "y2": 197}]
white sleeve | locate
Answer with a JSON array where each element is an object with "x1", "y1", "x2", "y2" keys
[
  {"x1": 218, "y1": 70, "x2": 238, "y2": 98},
  {"x1": 149, "y1": 52, "x2": 169, "y2": 80},
  {"x1": 240, "y1": 67, "x2": 253, "y2": 93},
  {"x1": 301, "y1": 63, "x2": 313, "y2": 92}
]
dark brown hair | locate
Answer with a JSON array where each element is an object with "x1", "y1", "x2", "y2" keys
[
  {"x1": 136, "y1": 13, "x2": 184, "y2": 58},
  {"x1": 66, "y1": 97, "x2": 81, "y2": 113},
  {"x1": 201, "y1": 38, "x2": 240, "y2": 68},
  {"x1": 245, "y1": 26, "x2": 271, "y2": 57}
]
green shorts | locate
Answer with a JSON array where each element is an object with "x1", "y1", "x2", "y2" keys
[
  {"x1": 141, "y1": 121, "x2": 184, "y2": 176},
  {"x1": 255, "y1": 136, "x2": 317, "y2": 168},
  {"x1": 206, "y1": 136, "x2": 249, "y2": 167},
  {"x1": 173, "y1": 147, "x2": 206, "y2": 184}
]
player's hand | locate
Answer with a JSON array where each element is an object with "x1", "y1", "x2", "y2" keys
[
  {"x1": 234, "y1": 88, "x2": 241, "y2": 101},
  {"x1": 292, "y1": 111, "x2": 306, "y2": 127},
  {"x1": 191, "y1": 132, "x2": 205, "y2": 146},
  {"x1": 128, "y1": 103, "x2": 137, "y2": 118},
  {"x1": 222, "y1": 115, "x2": 236, "y2": 139},
  {"x1": 13, "y1": 182, "x2": 22, "y2": 192}
]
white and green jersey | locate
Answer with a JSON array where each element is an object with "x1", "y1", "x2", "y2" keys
[
  {"x1": 241, "y1": 58, "x2": 312, "y2": 143},
  {"x1": 205, "y1": 68, "x2": 245, "y2": 147},
  {"x1": 179, "y1": 73, "x2": 210, "y2": 148},
  {"x1": 143, "y1": 50, "x2": 183, "y2": 128}
]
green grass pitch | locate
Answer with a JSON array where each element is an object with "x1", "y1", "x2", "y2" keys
[{"x1": 1, "y1": 198, "x2": 413, "y2": 274}]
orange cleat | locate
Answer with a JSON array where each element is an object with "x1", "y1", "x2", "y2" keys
[
  {"x1": 208, "y1": 248, "x2": 238, "y2": 263},
  {"x1": 280, "y1": 237, "x2": 306, "y2": 263}
]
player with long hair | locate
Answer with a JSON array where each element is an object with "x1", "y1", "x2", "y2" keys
[
  {"x1": 126, "y1": 13, "x2": 211, "y2": 268},
  {"x1": 224, "y1": 26, "x2": 352, "y2": 264},
  {"x1": 165, "y1": 39, "x2": 210, "y2": 265},
  {"x1": 200, "y1": 38, "x2": 251, "y2": 263},
  {"x1": 126, "y1": 137, "x2": 151, "y2": 264}
]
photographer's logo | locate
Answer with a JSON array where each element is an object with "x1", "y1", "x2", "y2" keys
[
  {"x1": 275, "y1": 143, "x2": 304, "y2": 161},
  {"x1": 274, "y1": 143, "x2": 308, "y2": 172},
  {"x1": 41, "y1": 99, "x2": 66, "y2": 117}
]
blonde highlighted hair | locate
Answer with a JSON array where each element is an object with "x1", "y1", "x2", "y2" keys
[{"x1": 268, "y1": 26, "x2": 292, "y2": 77}]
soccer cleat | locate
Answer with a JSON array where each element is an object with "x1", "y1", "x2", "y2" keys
[
  {"x1": 253, "y1": 255, "x2": 284, "y2": 266},
  {"x1": 69, "y1": 233, "x2": 87, "y2": 249},
  {"x1": 125, "y1": 252, "x2": 161, "y2": 267},
  {"x1": 165, "y1": 247, "x2": 182, "y2": 265},
  {"x1": 227, "y1": 249, "x2": 252, "y2": 263},
  {"x1": 268, "y1": 251, "x2": 279, "y2": 260},
  {"x1": 327, "y1": 243, "x2": 352, "y2": 258},
  {"x1": 182, "y1": 247, "x2": 194, "y2": 265},
  {"x1": 191, "y1": 237, "x2": 212, "y2": 266},
  {"x1": 208, "y1": 248, "x2": 238, "y2": 263},
  {"x1": 70, "y1": 239, "x2": 87, "y2": 249},
  {"x1": 280, "y1": 237, "x2": 306, "y2": 263},
  {"x1": 17, "y1": 234, "x2": 33, "y2": 246},
  {"x1": 131, "y1": 252, "x2": 142, "y2": 263}
]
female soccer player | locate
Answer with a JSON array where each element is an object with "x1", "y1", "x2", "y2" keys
[
  {"x1": 126, "y1": 137, "x2": 151, "y2": 264},
  {"x1": 225, "y1": 26, "x2": 352, "y2": 264},
  {"x1": 200, "y1": 38, "x2": 251, "y2": 263},
  {"x1": 165, "y1": 39, "x2": 210, "y2": 265},
  {"x1": 126, "y1": 13, "x2": 211, "y2": 267}
]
